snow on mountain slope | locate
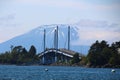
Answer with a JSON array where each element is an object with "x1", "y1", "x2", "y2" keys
[
  {"x1": 1, "y1": 19, "x2": 118, "y2": 55},
  {"x1": 0, "y1": 24, "x2": 90, "y2": 54}
]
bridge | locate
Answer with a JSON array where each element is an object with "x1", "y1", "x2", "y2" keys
[
  {"x1": 39, "y1": 48, "x2": 81, "y2": 64},
  {"x1": 38, "y1": 26, "x2": 81, "y2": 64}
]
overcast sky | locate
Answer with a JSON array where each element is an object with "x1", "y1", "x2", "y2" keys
[{"x1": 0, "y1": 0, "x2": 120, "y2": 44}]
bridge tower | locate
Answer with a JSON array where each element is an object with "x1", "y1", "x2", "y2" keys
[
  {"x1": 40, "y1": 26, "x2": 72, "y2": 64},
  {"x1": 68, "y1": 26, "x2": 70, "y2": 50},
  {"x1": 42, "y1": 29, "x2": 46, "y2": 64},
  {"x1": 54, "y1": 26, "x2": 58, "y2": 62}
]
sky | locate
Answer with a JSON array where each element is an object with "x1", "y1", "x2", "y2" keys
[{"x1": 0, "y1": 0, "x2": 120, "y2": 44}]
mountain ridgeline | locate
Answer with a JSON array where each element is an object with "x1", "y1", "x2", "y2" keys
[
  {"x1": 0, "y1": 24, "x2": 90, "y2": 54},
  {"x1": 0, "y1": 24, "x2": 120, "y2": 67}
]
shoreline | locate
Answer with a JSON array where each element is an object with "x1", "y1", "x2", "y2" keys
[{"x1": 0, "y1": 63, "x2": 120, "y2": 69}]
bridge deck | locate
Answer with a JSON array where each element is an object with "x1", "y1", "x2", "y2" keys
[{"x1": 39, "y1": 48, "x2": 76, "y2": 58}]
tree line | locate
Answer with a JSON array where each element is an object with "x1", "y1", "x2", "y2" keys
[
  {"x1": 80, "y1": 40, "x2": 120, "y2": 68},
  {"x1": 0, "y1": 40, "x2": 120, "y2": 68},
  {"x1": 0, "y1": 45, "x2": 39, "y2": 65}
]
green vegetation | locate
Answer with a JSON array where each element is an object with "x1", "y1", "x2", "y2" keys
[
  {"x1": 81, "y1": 40, "x2": 120, "y2": 68},
  {"x1": 0, "y1": 40, "x2": 120, "y2": 68},
  {"x1": 71, "y1": 53, "x2": 80, "y2": 64},
  {"x1": 0, "y1": 45, "x2": 39, "y2": 65},
  {"x1": 65, "y1": 40, "x2": 120, "y2": 68}
]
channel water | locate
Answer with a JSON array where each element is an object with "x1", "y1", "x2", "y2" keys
[{"x1": 0, "y1": 65, "x2": 120, "y2": 80}]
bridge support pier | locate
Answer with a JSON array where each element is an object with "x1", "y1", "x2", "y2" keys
[{"x1": 42, "y1": 56, "x2": 45, "y2": 64}]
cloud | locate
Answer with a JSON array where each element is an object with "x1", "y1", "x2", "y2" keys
[
  {"x1": 15, "y1": 0, "x2": 120, "y2": 11},
  {"x1": 72, "y1": 20, "x2": 120, "y2": 45},
  {"x1": 0, "y1": 14, "x2": 17, "y2": 27},
  {"x1": 0, "y1": 14, "x2": 15, "y2": 21},
  {"x1": 15, "y1": 0, "x2": 86, "y2": 10}
]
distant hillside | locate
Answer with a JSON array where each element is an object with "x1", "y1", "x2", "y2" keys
[{"x1": 0, "y1": 24, "x2": 90, "y2": 55}]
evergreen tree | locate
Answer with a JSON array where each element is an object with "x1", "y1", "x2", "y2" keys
[
  {"x1": 18, "y1": 48, "x2": 28, "y2": 63},
  {"x1": 87, "y1": 40, "x2": 120, "y2": 67},
  {"x1": 0, "y1": 45, "x2": 39, "y2": 65},
  {"x1": 71, "y1": 53, "x2": 80, "y2": 64},
  {"x1": 11, "y1": 46, "x2": 23, "y2": 64},
  {"x1": 87, "y1": 40, "x2": 109, "y2": 66},
  {"x1": 109, "y1": 41, "x2": 120, "y2": 65},
  {"x1": 29, "y1": 45, "x2": 36, "y2": 58},
  {"x1": 101, "y1": 47, "x2": 112, "y2": 65}
]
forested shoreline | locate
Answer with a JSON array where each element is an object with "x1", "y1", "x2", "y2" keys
[
  {"x1": 0, "y1": 40, "x2": 120, "y2": 68},
  {"x1": 0, "y1": 45, "x2": 39, "y2": 65},
  {"x1": 80, "y1": 40, "x2": 120, "y2": 68}
]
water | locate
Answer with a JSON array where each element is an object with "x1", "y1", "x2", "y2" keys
[{"x1": 0, "y1": 65, "x2": 120, "y2": 80}]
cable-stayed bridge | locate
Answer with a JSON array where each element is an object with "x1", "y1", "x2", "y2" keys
[{"x1": 38, "y1": 26, "x2": 82, "y2": 64}]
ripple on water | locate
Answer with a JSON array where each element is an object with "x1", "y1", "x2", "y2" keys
[{"x1": 0, "y1": 66, "x2": 120, "y2": 80}]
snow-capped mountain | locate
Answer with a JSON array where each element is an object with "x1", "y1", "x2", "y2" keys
[
  {"x1": 0, "y1": 24, "x2": 90, "y2": 55},
  {"x1": 1, "y1": 19, "x2": 119, "y2": 55}
]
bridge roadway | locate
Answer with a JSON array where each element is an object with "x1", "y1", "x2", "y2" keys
[
  {"x1": 38, "y1": 48, "x2": 82, "y2": 64},
  {"x1": 38, "y1": 48, "x2": 75, "y2": 58}
]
